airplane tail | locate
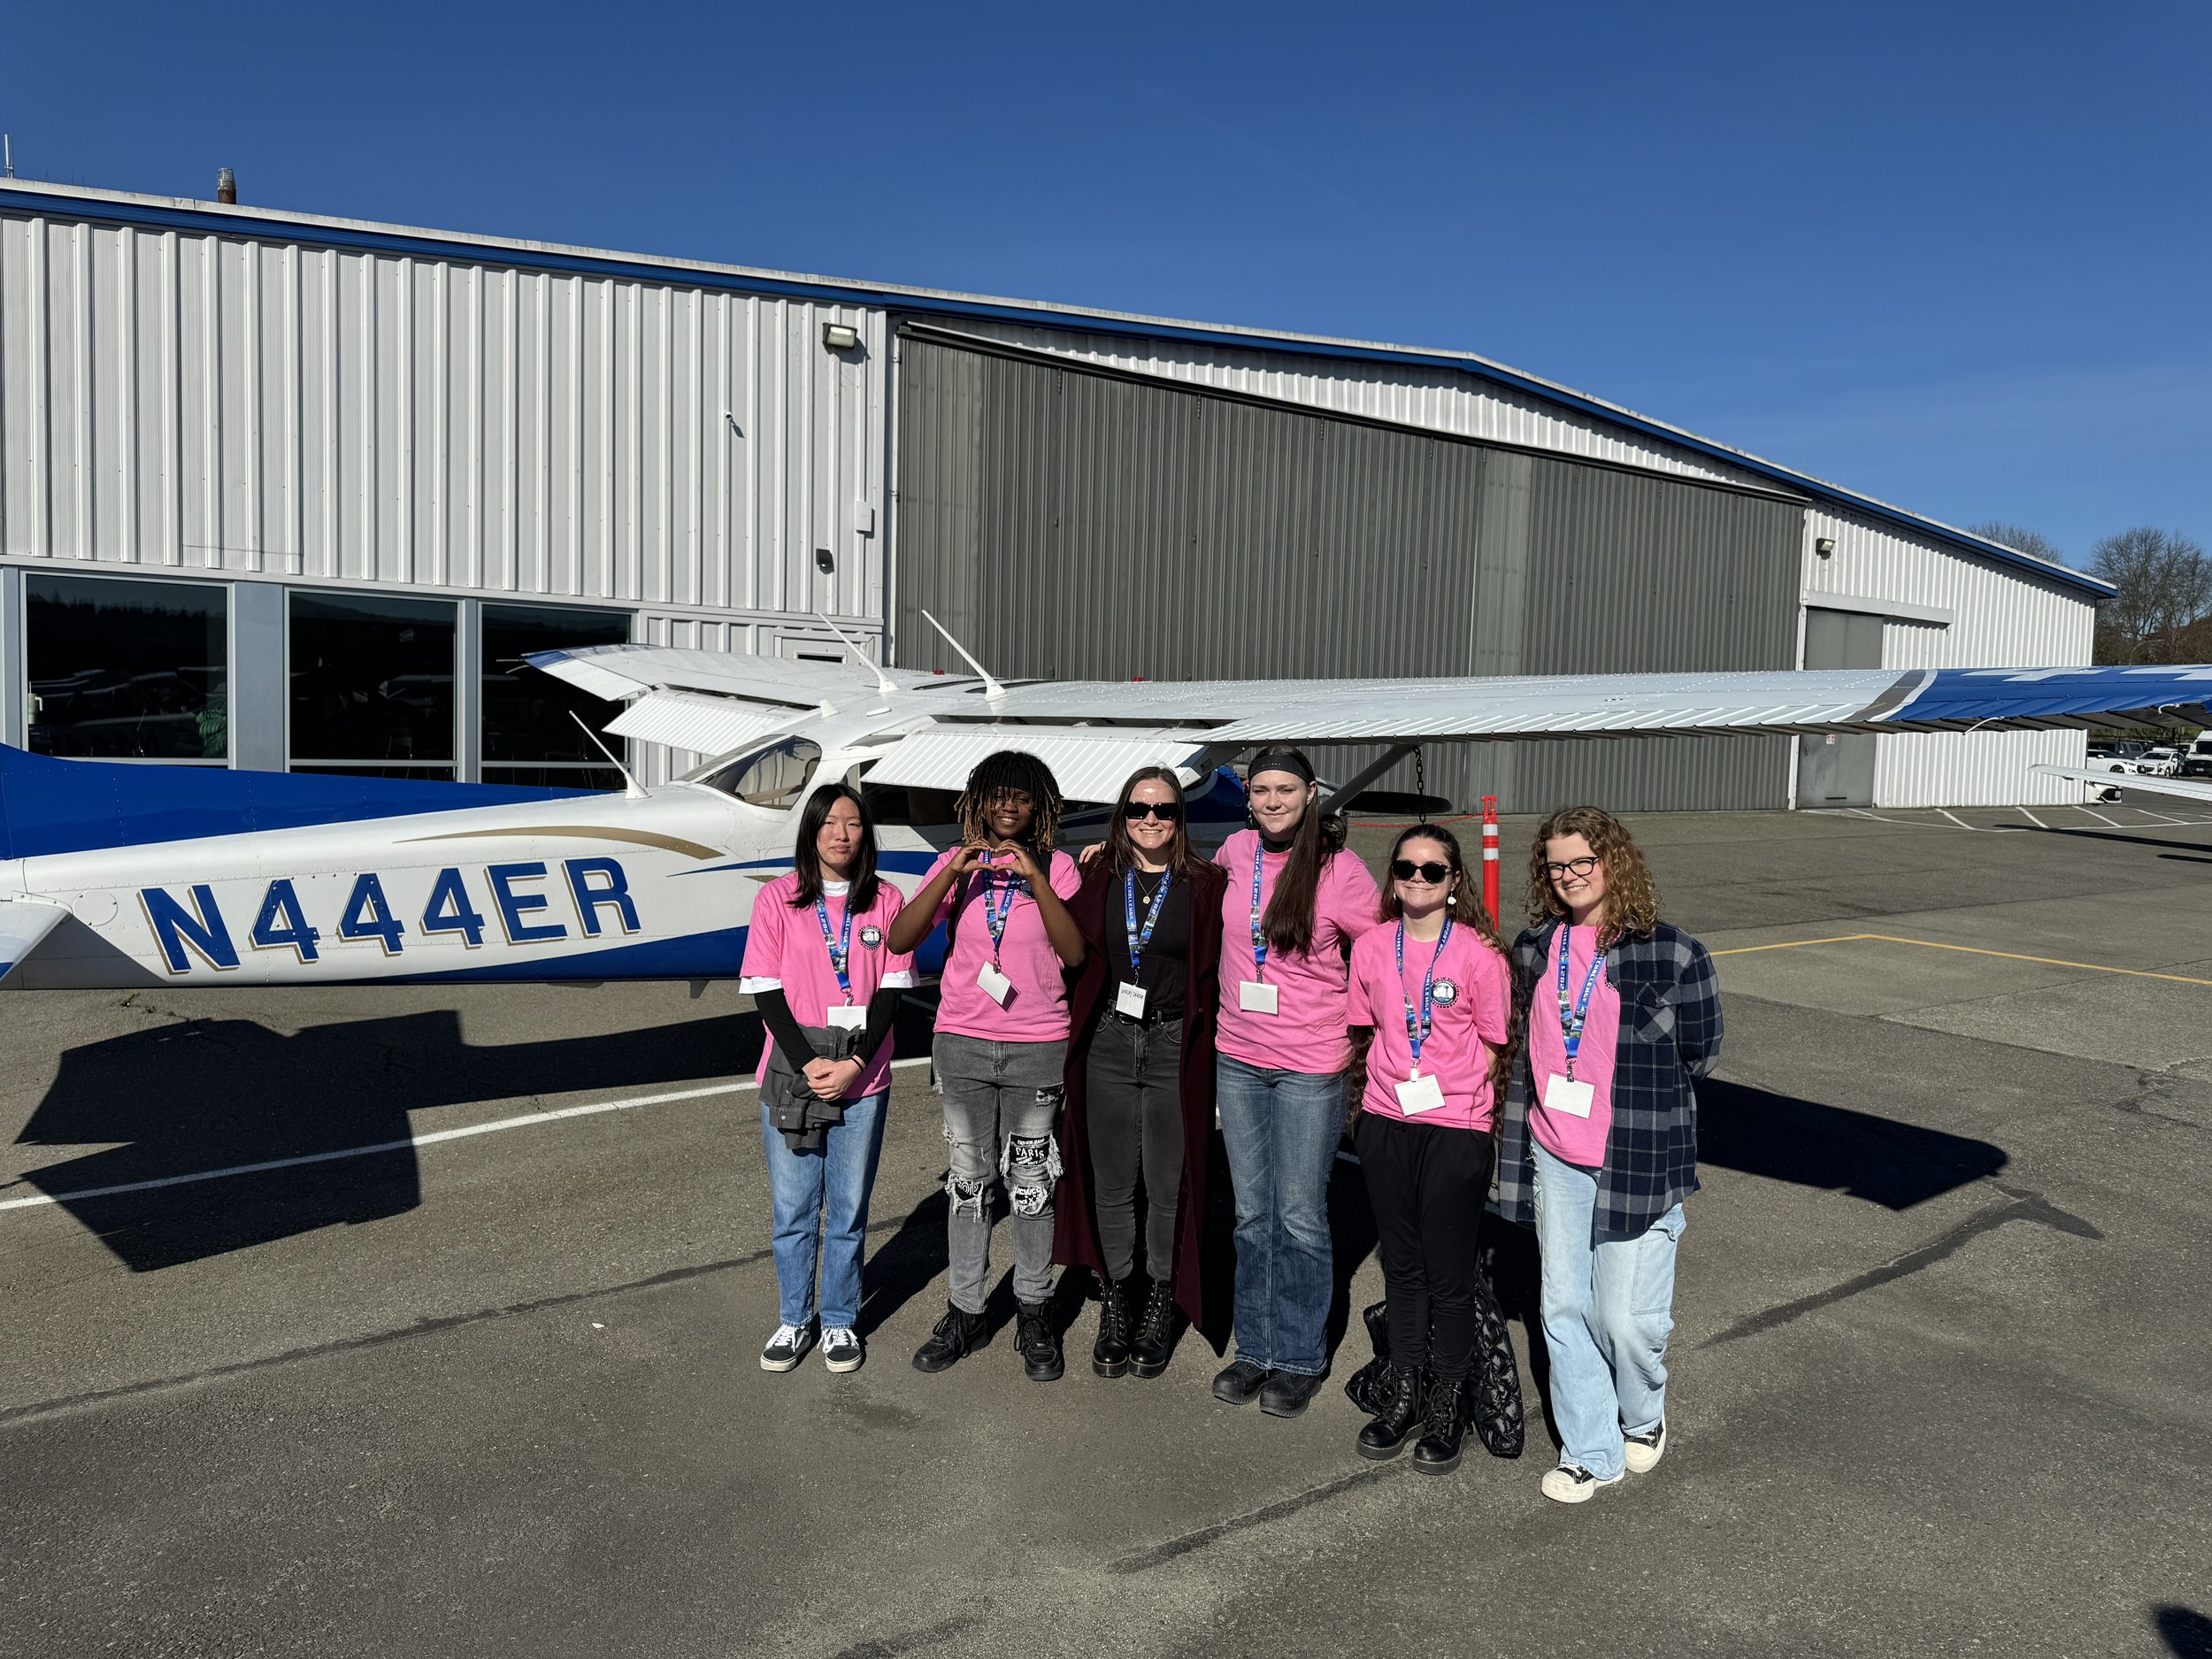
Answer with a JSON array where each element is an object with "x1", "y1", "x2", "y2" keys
[{"x1": 0, "y1": 743, "x2": 598, "y2": 864}]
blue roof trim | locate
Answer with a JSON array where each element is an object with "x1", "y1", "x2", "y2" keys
[
  {"x1": 0, "y1": 187, "x2": 2110, "y2": 601},
  {"x1": 0, "y1": 744, "x2": 597, "y2": 863}
]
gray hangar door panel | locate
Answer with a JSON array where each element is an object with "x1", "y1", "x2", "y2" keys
[
  {"x1": 893, "y1": 334, "x2": 1801, "y2": 813},
  {"x1": 1793, "y1": 608, "x2": 1885, "y2": 809}
]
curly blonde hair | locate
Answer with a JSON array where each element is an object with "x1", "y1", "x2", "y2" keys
[{"x1": 1526, "y1": 805, "x2": 1660, "y2": 947}]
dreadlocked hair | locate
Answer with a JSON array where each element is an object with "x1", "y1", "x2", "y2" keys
[
  {"x1": 1379, "y1": 824, "x2": 1515, "y2": 1097},
  {"x1": 956, "y1": 749, "x2": 1066, "y2": 850},
  {"x1": 1525, "y1": 804, "x2": 1661, "y2": 949}
]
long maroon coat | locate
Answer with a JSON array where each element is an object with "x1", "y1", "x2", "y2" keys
[{"x1": 1052, "y1": 856, "x2": 1227, "y2": 1343}]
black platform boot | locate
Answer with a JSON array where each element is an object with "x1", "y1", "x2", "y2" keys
[
  {"x1": 1412, "y1": 1375, "x2": 1469, "y2": 1475},
  {"x1": 1092, "y1": 1276, "x2": 1134, "y2": 1379},
  {"x1": 1130, "y1": 1278, "x2": 1177, "y2": 1379},
  {"x1": 1355, "y1": 1364, "x2": 1425, "y2": 1461}
]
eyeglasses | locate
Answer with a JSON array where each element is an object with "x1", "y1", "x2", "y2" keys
[
  {"x1": 1543, "y1": 856, "x2": 1601, "y2": 880},
  {"x1": 1121, "y1": 801, "x2": 1183, "y2": 823},
  {"x1": 1390, "y1": 860, "x2": 1453, "y2": 883}
]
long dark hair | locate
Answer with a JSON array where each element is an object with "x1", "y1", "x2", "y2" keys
[
  {"x1": 1250, "y1": 747, "x2": 1350, "y2": 956},
  {"x1": 1378, "y1": 823, "x2": 1514, "y2": 1097},
  {"x1": 955, "y1": 749, "x2": 1065, "y2": 851},
  {"x1": 790, "y1": 783, "x2": 881, "y2": 911},
  {"x1": 1103, "y1": 767, "x2": 1211, "y2": 881}
]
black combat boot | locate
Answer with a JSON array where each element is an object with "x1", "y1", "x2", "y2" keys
[
  {"x1": 911, "y1": 1302, "x2": 986, "y2": 1373},
  {"x1": 1015, "y1": 1300, "x2": 1065, "y2": 1382},
  {"x1": 1130, "y1": 1278, "x2": 1177, "y2": 1379},
  {"x1": 1412, "y1": 1374, "x2": 1469, "y2": 1475},
  {"x1": 1092, "y1": 1276, "x2": 1134, "y2": 1379},
  {"x1": 1355, "y1": 1364, "x2": 1426, "y2": 1461}
]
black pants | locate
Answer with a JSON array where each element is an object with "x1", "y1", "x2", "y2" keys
[
  {"x1": 1085, "y1": 1015, "x2": 1185, "y2": 1283},
  {"x1": 1355, "y1": 1110, "x2": 1497, "y2": 1383}
]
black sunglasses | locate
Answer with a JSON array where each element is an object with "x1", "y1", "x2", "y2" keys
[
  {"x1": 1121, "y1": 801, "x2": 1184, "y2": 823},
  {"x1": 1390, "y1": 859, "x2": 1454, "y2": 883}
]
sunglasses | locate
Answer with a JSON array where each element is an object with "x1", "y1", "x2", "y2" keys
[
  {"x1": 1543, "y1": 856, "x2": 1601, "y2": 880},
  {"x1": 1390, "y1": 860, "x2": 1454, "y2": 883},
  {"x1": 1121, "y1": 801, "x2": 1184, "y2": 823}
]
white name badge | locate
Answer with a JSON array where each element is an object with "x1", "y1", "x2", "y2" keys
[
  {"x1": 1239, "y1": 980, "x2": 1279, "y2": 1015},
  {"x1": 826, "y1": 1004, "x2": 868, "y2": 1032},
  {"x1": 977, "y1": 962, "x2": 1014, "y2": 1006},
  {"x1": 1395, "y1": 1072, "x2": 1447, "y2": 1115},
  {"x1": 1544, "y1": 1073, "x2": 1595, "y2": 1119},
  {"x1": 1116, "y1": 981, "x2": 1149, "y2": 1018}
]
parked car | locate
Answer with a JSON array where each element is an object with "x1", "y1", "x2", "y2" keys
[{"x1": 2144, "y1": 746, "x2": 2182, "y2": 776}]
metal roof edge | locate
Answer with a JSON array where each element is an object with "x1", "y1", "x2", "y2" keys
[{"x1": 0, "y1": 180, "x2": 2112, "y2": 601}]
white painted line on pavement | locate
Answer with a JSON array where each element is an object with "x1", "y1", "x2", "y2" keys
[{"x1": 0, "y1": 1056, "x2": 936, "y2": 1217}]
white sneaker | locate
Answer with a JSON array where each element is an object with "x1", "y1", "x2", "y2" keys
[
  {"x1": 821, "y1": 1327, "x2": 864, "y2": 1373},
  {"x1": 760, "y1": 1322, "x2": 815, "y2": 1372},
  {"x1": 1541, "y1": 1463, "x2": 1625, "y2": 1504},
  {"x1": 1623, "y1": 1421, "x2": 1667, "y2": 1474}
]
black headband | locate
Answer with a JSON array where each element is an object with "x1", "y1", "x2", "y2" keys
[{"x1": 1248, "y1": 747, "x2": 1316, "y2": 785}]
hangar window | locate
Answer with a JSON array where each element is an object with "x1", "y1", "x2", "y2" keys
[
  {"x1": 25, "y1": 574, "x2": 229, "y2": 764},
  {"x1": 288, "y1": 592, "x2": 457, "y2": 778},
  {"x1": 698, "y1": 737, "x2": 822, "y2": 808},
  {"x1": 483, "y1": 603, "x2": 634, "y2": 791}
]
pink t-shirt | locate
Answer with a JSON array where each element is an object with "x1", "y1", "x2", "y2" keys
[
  {"x1": 1348, "y1": 919, "x2": 1511, "y2": 1130},
  {"x1": 739, "y1": 873, "x2": 917, "y2": 1098},
  {"x1": 1212, "y1": 829, "x2": 1383, "y2": 1074},
  {"x1": 924, "y1": 847, "x2": 1084, "y2": 1042},
  {"x1": 1527, "y1": 923, "x2": 1620, "y2": 1167}
]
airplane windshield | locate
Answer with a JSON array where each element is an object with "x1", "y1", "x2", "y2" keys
[{"x1": 696, "y1": 736, "x2": 822, "y2": 808}]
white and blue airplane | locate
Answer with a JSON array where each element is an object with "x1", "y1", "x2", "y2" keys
[{"x1": 2, "y1": 627, "x2": 2206, "y2": 992}]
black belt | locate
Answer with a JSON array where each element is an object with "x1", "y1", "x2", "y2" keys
[{"x1": 1102, "y1": 1003, "x2": 1183, "y2": 1029}]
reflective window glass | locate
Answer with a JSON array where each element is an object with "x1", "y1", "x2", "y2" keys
[
  {"x1": 26, "y1": 575, "x2": 229, "y2": 762},
  {"x1": 698, "y1": 737, "x2": 822, "y2": 808},
  {"x1": 288, "y1": 592, "x2": 456, "y2": 775},
  {"x1": 481, "y1": 603, "x2": 632, "y2": 787}
]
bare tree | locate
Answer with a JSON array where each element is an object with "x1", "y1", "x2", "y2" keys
[
  {"x1": 2090, "y1": 527, "x2": 2212, "y2": 664},
  {"x1": 1966, "y1": 521, "x2": 2069, "y2": 565}
]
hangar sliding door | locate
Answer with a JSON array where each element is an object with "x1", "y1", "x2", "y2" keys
[
  {"x1": 1793, "y1": 608, "x2": 1884, "y2": 809},
  {"x1": 891, "y1": 329, "x2": 1804, "y2": 814}
]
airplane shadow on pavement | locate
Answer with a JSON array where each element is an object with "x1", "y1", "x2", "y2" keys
[{"x1": 12, "y1": 1001, "x2": 938, "y2": 1273}]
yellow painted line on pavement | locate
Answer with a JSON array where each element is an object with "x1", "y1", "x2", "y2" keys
[{"x1": 1713, "y1": 933, "x2": 2212, "y2": 988}]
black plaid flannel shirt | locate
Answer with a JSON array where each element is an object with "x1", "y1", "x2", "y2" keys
[{"x1": 1492, "y1": 918, "x2": 1724, "y2": 1244}]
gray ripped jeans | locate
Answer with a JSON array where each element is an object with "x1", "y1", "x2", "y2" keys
[{"x1": 935, "y1": 1032, "x2": 1067, "y2": 1314}]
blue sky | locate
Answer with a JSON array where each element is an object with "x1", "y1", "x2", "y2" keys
[{"x1": 5, "y1": 0, "x2": 2204, "y2": 567}]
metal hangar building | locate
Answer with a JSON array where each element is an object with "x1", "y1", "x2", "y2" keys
[{"x1": 0, "y1": 180, "x2": 2105, "y2": 812}]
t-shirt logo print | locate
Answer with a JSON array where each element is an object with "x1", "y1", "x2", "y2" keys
[
  {"x1": 1432, "y1": 979, "x2": 1457, "y2": 1004},
  {"x1": 858, "y1": 926, "x2": 884, "y2": 949}
]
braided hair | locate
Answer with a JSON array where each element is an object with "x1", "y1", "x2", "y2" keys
[{"x1": 955, "y1": 749, "x2": 1065, "y2": 850}]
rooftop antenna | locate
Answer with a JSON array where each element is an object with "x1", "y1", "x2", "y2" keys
[
  {"x1": 4, "y1": 135, "x2": 13, "y2": 180},
  {"x1": 919, "y1": 609, "x2": 1007, "y2": 704},
  {"x1": 568, "y1": 712, "x2": 648, "y2": 800},
  {"x1": 813, "y1": 611, "x2": 898, "y2": 700}
]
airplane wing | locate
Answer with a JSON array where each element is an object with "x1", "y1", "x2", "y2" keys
[
  {"x1": 2030, "y1": 765, "x2": 2212, "y2": 805},
  {"x1": 0, "y1": 899, "x2": 69, "y2": 986}
]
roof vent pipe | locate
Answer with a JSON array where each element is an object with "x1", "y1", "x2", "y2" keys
[{"x1": 216, "y1": 167, "x2": 236, "y2": 204}]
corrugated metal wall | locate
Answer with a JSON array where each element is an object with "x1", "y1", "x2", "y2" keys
[
  {"x1": 894, "y1": 334, "x2": 1801, "y2": 814},
  {"x1": 0, "y1": 205, "x2": 887, "y2": 622},
  {"x1": 1801, "y1": 507, "x2": 2094, "y2": 806}
]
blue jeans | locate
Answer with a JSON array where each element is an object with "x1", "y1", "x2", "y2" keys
[
  {"x1": 1216, "y1": 1055, "x2": 1346, "y2": 1376},
  {"x1": 1532, "y1": 1139, "x2": 1686, "y2": 1479},
  {"x1": 759, "y1": 1090, "x2": 889, "y2": 1330}
]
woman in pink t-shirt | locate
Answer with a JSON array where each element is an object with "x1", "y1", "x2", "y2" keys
[
  {"x1": 887, "y1": 749, "x2": 1086, "y2": 1383},
  {"x1": 737, "y1": 783, "x2": 917, "y2": 1377},
  {"x1": 1345, "y1": 824, "x2": 1512, "y2": 1474},
  {"x1": 1208, "y1": 746, "x2": 1382, "y2": 1419}
]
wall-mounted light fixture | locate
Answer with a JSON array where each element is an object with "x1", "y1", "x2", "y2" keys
[
  {"x1": 1815, "y1": 537, "x2": 1836, "y2": 559},
  {"x1": 821, "y1": 322, "x2": 860, "y2": 351},
  {"x1": 815, "y1": 548, "x2": 836, "y2": 574}
]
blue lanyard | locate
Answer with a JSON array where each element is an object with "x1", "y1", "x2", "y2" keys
[
  {"x1": 1395, "y1": 916, "x2": 1454, "y2": 1073},
  {"x1": 1248, "y1": 843, "x2": 1269, "y2": 974},
  {"x1": 814, "y1": 895, "x2": 856, "y2": 1003},
  {"x1": 980, "y1": 856, "x2": 1019, "y2": 963},
  {"x1": 1124, "y1": 868, "x2": 1173, "y2": 980},
  {"x1": 1555, "y1": 925, "x2": 1607, "y2": 1081}
]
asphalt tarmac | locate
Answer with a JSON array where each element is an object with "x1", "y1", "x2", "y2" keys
[{"x1": 4, "y1": 795, "x2": 2211, "y2": 1659}]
